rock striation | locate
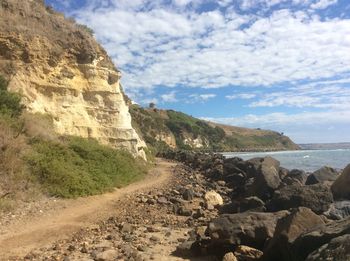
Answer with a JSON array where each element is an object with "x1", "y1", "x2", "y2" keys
[{"x1": 0, "y1": 0, "x2": 146, "y2": 159}]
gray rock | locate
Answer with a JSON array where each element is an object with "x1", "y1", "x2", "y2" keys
[
  {"x1": 263, "y1": 207, "x2": 325, "y2": 261},
  {"x1": 157, "y1": 197, "x2": 168, "y2": 204},
  {"x1": 247, "y1": 157, "x2": 281, "y2": 200},
  {"x1": 207, "y1": 211, "x2": 289, "y2": 249},
  {"x1": 221, "y1": 196, "x2": 265, "y2": 214},
  {"x1": 306, "y1": 234, "x2": 350, "y2": 261},
  {"x1": 331, "y1": 164, "x2": 350, "y2": 200},
  {"x1": 284, "y1": 169, "x2": 307, "y2": 184},
  {"x1": 267, "y1": 184, "x2": 333, "y2": 214},
  {"x1": 306, "y1": 166, "x2": 339, "y2": 185},
  {"x1": 182, "y1": 188, "x2": 194, "y2": 201},
  {"x1": 291, "y1": 216, "x2": 350, "y2": 260}
]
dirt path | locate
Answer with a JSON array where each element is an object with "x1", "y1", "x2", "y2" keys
[{"x1": 0, "y1": 158, "x2": 176, "y2": 260}]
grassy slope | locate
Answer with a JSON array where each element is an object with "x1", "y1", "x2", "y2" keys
[
  {"x1": 130, "y1": 105, "x2": 299, "y2": 152},
  {"x1": 0, "y1": 76, "x2": 146, "y2": 212}
]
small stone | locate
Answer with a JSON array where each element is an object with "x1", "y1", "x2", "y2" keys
[
  {"x1": 157, "y1": 197, "x2": 168, "y2": 204},
  {"x1": 222, "y1": 252, "x2": 238, "y2": 261},
  {"x1": 67, "y1": 245, "x2": 76, "y2": 251},
  {"x1": 182, "y1": 188, "x2": 194, "y2": 201},
  {"x1": 150, "y1": 235, "x2": 160, "y2": 242},
  {"x1": 121, "y1": 223, "x2": 134, "y2": 234},
  {"x1": 106, "y1": 234, "x2": 113, "y2": 240},
  {"x1": 137, "y1": 245, "x2": 148, "y2": 252},
  {"x1": 95, "y1": 249, "x2": 118, "y2": 261},
  {"x1": 234, "y1": 245, "x2": 263, "y2": 260}
]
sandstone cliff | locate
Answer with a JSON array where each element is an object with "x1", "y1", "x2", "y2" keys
[{"x1": 0, "y1": 0, "x2": 146, "y2": 159}]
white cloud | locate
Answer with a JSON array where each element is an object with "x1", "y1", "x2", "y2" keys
[
  {"x1": 226, "y1": 93, "x2": 257, "y2": 100},
  {"x1": 72, "y1": 2, "x2": 350, "y2": 92},
  {"x1": 310, "y1": 0, "x2": 338, "y2": 9},
  {"x1": 204, "y1": 110, "x2": 350, "y2": 127},
  {"x1": 188, "y1": 93, "x2": 216, "y2": 102},
  {"x1": 248, "y1": 84, "x2": 350, "y2": 109},
  {"x1": 161, "y1": 91, "x2": 178, "y2": 102},
  {"x1": 204, "y1": 109, "x2": 350, "y2": 143}
]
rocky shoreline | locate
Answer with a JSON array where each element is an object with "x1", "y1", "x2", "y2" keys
[{"x1": 17, "y1": 151, "x2": 350, "y2": 261}]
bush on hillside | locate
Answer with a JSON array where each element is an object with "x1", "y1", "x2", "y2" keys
[
  {"x1": 0, "y1": 76, "x2": 24, "y2": 117},
  {"x1": 26, "y1": 137, "x2": 147, "y2": 198}
]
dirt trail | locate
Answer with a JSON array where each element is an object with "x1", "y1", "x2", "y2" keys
[{"x1": 0, "y1": 158, "x2": 176, "y2": 260}]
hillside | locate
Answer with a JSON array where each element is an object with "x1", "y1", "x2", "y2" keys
[
  {"x1": 130, "y1": 105, "x2": 299, "y2": 152},
  {"x1": 0, "y1": 0, "x2": 145, "y2": 159},
  {"x1": 0, "y1": 0, "x2": 148, "y2": 212}
]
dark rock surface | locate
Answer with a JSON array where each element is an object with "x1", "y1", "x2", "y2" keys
[
  {"x1": 291, "y1": 216, "x2": 350, "y2": 260},
  {"x1": 306, "y1": 234, "x2": 350, "y2": 261},
  {"x1": 221, "y1": 196, "x2": 265, "y2": 214},
  {"x1": 306, "y1": 166, "x2": 339, "y2": 185},
  {"x1": 207, "y1": 211, "x2": 289, "y2": 250},
  {"x1": 331, "y1": 164, "x2": 350, "y2": 200},
  {"x1": 267, "y1": 184, "x2": 333, "y2": 214},
  {"x1": 263, "y1": 207, "x2": 325, "y2": 261},
  {"x1": 246, "y1": 157, "x2": 281, "y2": 200}
]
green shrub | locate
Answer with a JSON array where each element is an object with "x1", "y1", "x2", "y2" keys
[
  {"x1": 0, "y1": 76, "x2": 24, "y2": 117},
  {"x1": 26, "y1": 137, "x2": 146, "y2": 198}
]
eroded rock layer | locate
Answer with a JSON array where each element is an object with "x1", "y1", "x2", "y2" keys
[{"x1": 0, "y1": 0, "x2": 146, "y2": 159}]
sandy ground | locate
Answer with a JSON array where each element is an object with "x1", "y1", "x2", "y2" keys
[{"x1": 0, "y1": 158, "x2": 176, "y2": 260}]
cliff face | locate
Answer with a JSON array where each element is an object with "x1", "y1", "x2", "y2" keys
[{"x1": 0, "y1": 0, "x2": 146, "y2": 159}]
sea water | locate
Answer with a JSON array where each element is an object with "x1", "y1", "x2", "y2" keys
[{"x1": 223, "y1": 149, "x2": 350, "y2": 172}]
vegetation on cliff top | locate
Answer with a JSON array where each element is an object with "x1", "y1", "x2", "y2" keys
[
  {"x1": 130, "y1": 104, "x2": 299, "y2": 153},
  {"x1": 0, "y1": 76, "x2": 146, "y2": 211}
]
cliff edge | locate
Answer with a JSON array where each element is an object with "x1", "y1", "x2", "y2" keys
[{"x1": 0, "y1": 0, "x2": 146, "y2": 159}]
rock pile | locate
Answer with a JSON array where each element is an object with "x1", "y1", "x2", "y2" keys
[
  {"x1": 21, "y1": 151, "x2": 350, "y2": 260},
  {"x1": 160, "y1": 150, "x2": 350, "y2": 261}
]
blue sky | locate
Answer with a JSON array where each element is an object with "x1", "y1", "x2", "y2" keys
[{"x1": 45, "y1": 0, "x2": 350, "y2": 143}]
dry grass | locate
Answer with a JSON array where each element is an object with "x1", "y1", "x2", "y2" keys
[{"x1": 0, "y1": 118, "x2": 41, "y2": 212}]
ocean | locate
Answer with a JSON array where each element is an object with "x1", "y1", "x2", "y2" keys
[{"x1": 222, "y1": 149, "x2": 350, "y2": 172}]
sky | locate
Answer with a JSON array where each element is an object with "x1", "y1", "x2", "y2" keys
[{"x1": 45, "y1": 0, "x2": 350, "y2": 144}]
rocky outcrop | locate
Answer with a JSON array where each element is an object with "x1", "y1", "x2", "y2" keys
[
  {"x1": 267, "y1": 184, "x2": 333, "y2": 214},
  {"x1": 306, "y1": 234, "x2": 350, "y2": 261},
  {"x1": 246, "y1": 157, "x2": 281, "y2": 200},
  {"x1": 331, "y1": 164, "x2": 350, "y2": 200},
  {"x1": 207, "y1": 211, "x2": 289, "y2": 250},
  {"x1": 0, "y1": 0, "x2": 146, "y2": 159},
  {"x1": 291, "y1": 216, "x2": 350, "y2": 260},
  {"x1": 263, "y1": 207, "x2": 325, "y2": 261},
  {"x1": 306, "y1": 166, "x2": 339, "y2": 185}
]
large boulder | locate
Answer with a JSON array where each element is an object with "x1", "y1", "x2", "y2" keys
[
  {"x1": 331, "y1": 164, "x2": 350, "y2": 200},
  {"x1": 306, "y1": 166, "x2": 339, "y2": 185},
  {"x1": 267, "y1": 184, "x2": 333, "y2": 214},
  {"x1": 263, "y1": 207, "x2": 325, "y2": 261},
  {"x1": 247, "y1": 157, "x2": 281, "y2": 200},
  {"x1": 207, "y1": 211, "x2": 289, "y2": 250},
  {"x1": 306, "y1": 234, "x2": 350, "y2": 261},
  {"x1": 282, "y1": 169, "x2": 307, "y2": 185},
  {"x1": 291, "y1": 216, "x2": 350, "y2": 260}
]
